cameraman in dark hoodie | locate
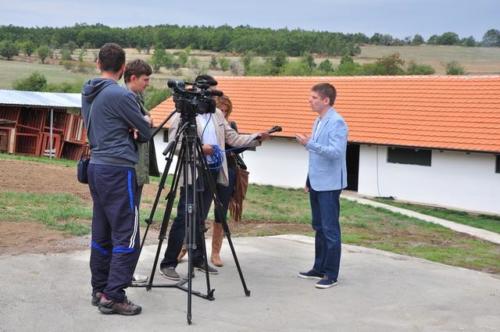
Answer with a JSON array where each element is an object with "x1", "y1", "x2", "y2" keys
[{"x1": 81, "y1": 43, "x2": 151, "y2": 316}]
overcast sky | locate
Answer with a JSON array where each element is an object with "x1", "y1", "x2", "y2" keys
[{"x1": 0, "y1": 0, "x2": 497, "y2": 40}]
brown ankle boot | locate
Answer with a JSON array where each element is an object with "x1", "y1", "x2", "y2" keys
[{"x1": 211, "y1": 222, "x2": 224, "y2": 267}]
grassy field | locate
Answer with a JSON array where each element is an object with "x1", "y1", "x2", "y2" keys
[
  {"x1": 1, "y1": 153, "x2": 499, "y2": 274},
  {"x1": 358, "y1": 45, "x2": 500, "y2": 74},
  {"x1": 2, "y1": 45, "x2": 500, "y2": 90},
  {"x1": 375, "y1": 198, "x2": 500, "y2": 234},
  {"x1": 0, "y1": 59, "x2": 93, "y2": 89}
]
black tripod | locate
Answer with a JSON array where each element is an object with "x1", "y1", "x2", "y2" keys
[{"x1": 132, "y1": 108, "x2": 251, "y2": 325}]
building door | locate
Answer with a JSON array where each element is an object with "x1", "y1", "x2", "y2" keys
[{"x1": 346, "y1": 144, "x2": 359, "y2": 191}]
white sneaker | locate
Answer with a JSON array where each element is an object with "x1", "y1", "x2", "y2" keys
[{"x1": 132, "y1": 274, "x2": 148, "y2": 285}]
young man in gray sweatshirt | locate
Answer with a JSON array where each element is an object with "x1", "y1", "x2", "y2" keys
[{"x1": 81, "y1": 43, "x2": 151, "y2": 316}]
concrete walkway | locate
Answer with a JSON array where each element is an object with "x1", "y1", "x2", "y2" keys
[
  {"x1": 341, "y1": 193, "x2": 500, "y2": 245},
  {"x1": 1, "y1": 235, "x2": 499, "y2": 332}
]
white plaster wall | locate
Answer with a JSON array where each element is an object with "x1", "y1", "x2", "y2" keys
[
  {"x1": 358, "y1": 145, "x2": 500, "y2": 215},
  {"x1": 240, "y1": 137, "x2": 309, "y2": 188},
  {"x1": 153, "y1": 131, "x2": 308, "y2": 188}
]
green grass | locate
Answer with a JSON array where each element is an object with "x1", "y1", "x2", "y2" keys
[
  {"x1": 1, "y1": 155, "x2": 499, "y2": 273},
  {"x1": 375, "y1": 198, "x2": 500, "y2": 234},
  {"x1": 0, "y1": 192, "x2": 91, "y2": 235},
  {"x1": 358, "y1": 45, "x2": 500, "y2": 74},
  {"x1": 241, "y1": 185, "x2": 500, "y2": 273},
  {"x1": 0, "y1": 152, "x2": 77, "y2": 167},
  {"x1": 0, "y1": 59, "x2": 92, "y2": 89}
]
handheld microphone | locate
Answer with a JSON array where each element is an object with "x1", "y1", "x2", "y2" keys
[{"x1": 267, "y1": 126, "x2": 283, "y2": 134}]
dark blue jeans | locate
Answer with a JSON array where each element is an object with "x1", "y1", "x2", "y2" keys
[
  {"x1": 309, "y1": 189, "x2": 342, "y2": 281},
  {"x1": 161, "y1": 170, "x2": 217, "y2": 268},
  {"x1": 88, "y1": 163, "x2": 140, "y2": 303}
]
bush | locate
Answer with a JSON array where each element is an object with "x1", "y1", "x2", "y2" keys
[
  {"x1": 218, "y1": 57, "x2": 230, "y2": 71},
  {"x1": 209, "y1": 55, "x2": 218, "y2": 69},
  {"x1": 60, "y1": 60, "x2": 76, "y2": 71},
  {"x1": 13, "y1": 72, "x2": 47, "y2": 91},
  {"x1": 406, "y1": 61, "x2": 435, "y2": 75},
  {"x1": 45, "y1": 81, "x2": 82, "y2": 93},
  {"x1": 318, "y1": 59, "x2": 334, "y2": 74},
  {"x1": 61, "y1": 48, "x2": 73, "y2": 61},
  {"x1": 280, "y1": 60, "x2": 312, "y2": 76},
  {"x1": 446, "y1": 61, "x2": 465, "y2": 75}
]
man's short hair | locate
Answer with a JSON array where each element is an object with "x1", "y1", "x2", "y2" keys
[
  {"x1": 98, "y1": 43, "x2": 125, "y2": 73},
  {"x1": 312, "y1": 83, "x2": 337, "y2": 106},
  {"x1": 124, "y1": 59, "x2": 153, "y2": 83}
]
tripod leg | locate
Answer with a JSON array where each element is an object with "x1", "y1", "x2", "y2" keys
[
  {"x1": 139, "y1": 140, "x2": 177, "y2": 252},
  {"x1": 145, "y1": 144, "x2": 185, "y2": 290},
  {"x1": 221, "y1": 220, "x2": 251, "y2": 296}
]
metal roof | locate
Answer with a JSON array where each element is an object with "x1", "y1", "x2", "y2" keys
[{"x1": 0, "y1": 89, "x2": 81, "y2": 109}]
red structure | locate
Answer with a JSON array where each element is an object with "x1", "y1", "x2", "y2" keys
[{"x1": 0, "y1": 90, "x2": 86, "y2": 160}]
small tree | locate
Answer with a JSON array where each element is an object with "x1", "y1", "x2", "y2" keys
[
  {"x1": 78, "y1": 48, "x2": 87, "y2": 62},
  {"x1": 64, "y1": 41, "x2": 78, "y2": 54},
  {"x1": 209, "y1": 55, "x2": 218, "y2": 70},
  {"x1": 462, "y1": 36, "x2": 476, "y2": 47},
  {"x1": 230, "y1": 61, "x2": 243, "y2": 75},
  {"x1": 406, "y1": 61, "x2": 435, "y2": 75},
  {"x1": 0, "y1": 40, "x2": 19, "y2": 60},
  {"x1": 19, "y1": 40, "x2": 35, "y2": 57},
  {"x1": 481, "y1": 29, "x2": 500, "y2": 47},
  {"x1": 61, "y1": 48, "x2": 72, "y2": 61},
  {"x1": 301, "y1": 52, "x2": 316, "y2": 71},
  {"x1": 37, "y1": 45, "x2": 50, "y2": 64},
  {"x1": 151, "y1": 46, "x2": 167, "y2": 72},
  {"x1": 446, "y1": 61, "x2": 465, "y2": 75},
  {"x1": 218, "y1": 57, "x2": 230, "y2": 71},
  {"x1": 318, "y1": 59, "x2": 334, "y2": 73},
  {"x1": 13, "y1": 72, "x2": 48, "y2": 91},
  {"x1": 438, "y1": 32, "x2": 460, "y2": 45},
  {"x1": 370, "y1": 53, "x2": 405, "y2": 75},
  {"x1": 241, "y1": 51, "x2": 255, "y2": 74},
  {"x1": 269, "y1": 51, "x2": 288, "y2": 75},
  {"x1": 177, "y1": 50, "x2": 189, "y2": 67},
  {"x1": 412, "y1": 34, "x2": 425, "y2": 45}
]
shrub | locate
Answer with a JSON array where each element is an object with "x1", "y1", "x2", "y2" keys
[{"x1": 13, "y1": 72, "x2": 47, "y2": 91}]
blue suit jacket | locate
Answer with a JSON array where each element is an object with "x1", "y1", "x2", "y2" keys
[{"x1": 306, "y1": 108, "x2": 348, "y2": 191}]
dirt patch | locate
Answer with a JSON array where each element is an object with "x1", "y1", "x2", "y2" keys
[
  {"x1": 0, "y1": 159, "x2": 91, "y2": 200},
  {"x1": 0, "y1": 221, "x2": 89, "y2": 255},
  {"x1": 0, "y1": 159, "x2": 311, "y2": 256}
]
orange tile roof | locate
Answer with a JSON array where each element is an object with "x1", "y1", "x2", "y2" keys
[{"x1": 151, "y1": 76, "x2": 500, "y2": 153}]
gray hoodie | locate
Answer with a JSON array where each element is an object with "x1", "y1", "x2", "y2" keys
[{"x1": 81, "y1": 78, "x2": 151, "y2": 167}]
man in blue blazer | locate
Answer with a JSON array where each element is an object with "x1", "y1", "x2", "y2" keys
[{"x1": 296, "y1": 83, "x2": 348, "y2": 289}]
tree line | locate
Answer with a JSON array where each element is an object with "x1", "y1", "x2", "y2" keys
[{"x1": 1, "y1": 24, "x2": 499, "y2": 60}]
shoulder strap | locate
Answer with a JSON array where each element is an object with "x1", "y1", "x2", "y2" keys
[
  {"x1": 85, "y1": 83, "x2": 113, "y2": 139},
  {"x1": 85, "y1": 102, "x2": 94, "y2": 138}
]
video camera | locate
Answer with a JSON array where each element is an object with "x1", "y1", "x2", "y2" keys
[{"x1": 167, "y1": 78, "x2": 223, "y2": 116}]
